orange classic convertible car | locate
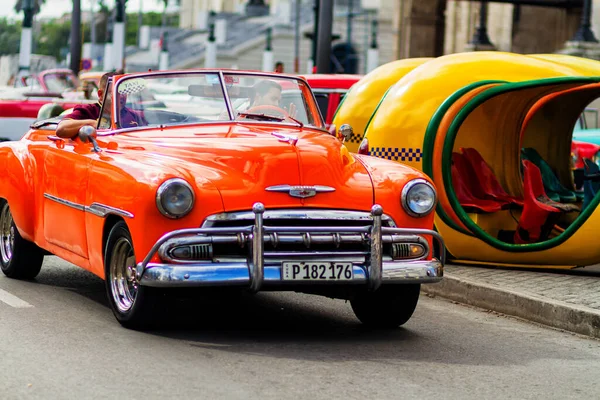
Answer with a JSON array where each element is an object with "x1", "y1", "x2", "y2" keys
[{"x1": 0, "y1": 70, "x2": 444, "y2": 329}]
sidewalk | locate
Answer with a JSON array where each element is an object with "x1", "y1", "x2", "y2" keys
[{"x1": 422, "y1": 264, "x2": 600, "y2": 339}]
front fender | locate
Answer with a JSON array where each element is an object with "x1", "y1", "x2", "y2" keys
[
  {"x1": 355, "y1": 154, "x2": 437, "y2": 230},
  {"x1": 85, "y1": 152, "x2": 225, "y2": 277},
  {"x1": 0, "y1": 142, "x2": 38, "y2": 242}
]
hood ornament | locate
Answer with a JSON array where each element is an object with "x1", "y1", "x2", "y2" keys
[
  {"x1": 271, "y1": 132, "x2": 299, "y2": 146},
  {"x1": 266, "y1": 185, "x2": 336, "y2": 199}
]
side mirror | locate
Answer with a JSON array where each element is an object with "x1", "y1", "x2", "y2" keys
[
  {"x1": 339, "y1": 124, "x2": 353, "y2": 143},
  {"x1": 78, "y1": 125, "x2": 101, "y2": 152}
]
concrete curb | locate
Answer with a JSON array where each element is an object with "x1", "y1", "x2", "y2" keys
[{"x1": 421, "y1": 275, "x2": 600, "y2": 339}]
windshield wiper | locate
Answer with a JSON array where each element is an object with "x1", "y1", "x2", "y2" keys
[
  {"x1": 237, "y1": 112, "x2": 304, "y2": 128},
  {"x1": 237, "y1": 112, "x2": 285, "y2": 122},
  {"x1": 285, "y1": 114, "x2": 304, "y2": 128}
]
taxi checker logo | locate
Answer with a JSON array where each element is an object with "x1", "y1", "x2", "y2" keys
[{"x1": 266, "y1": 185, "x2": 336, "y2": 198}]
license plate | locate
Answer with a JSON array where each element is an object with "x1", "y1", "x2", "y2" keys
[{"x1": 282, "y1": 262, "x2": 353, "y2": 281}]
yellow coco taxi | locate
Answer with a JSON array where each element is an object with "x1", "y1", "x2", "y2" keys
[
  {"x1": 346, "y1": 52, "x2": 600, "y2": 269},
  {"x1": 332, "y1": 58, "x2": 432, "y2": 153}
]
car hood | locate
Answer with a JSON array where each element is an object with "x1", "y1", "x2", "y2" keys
[{"x1": 113, "y1": 124, "x2": 374, "y2": 212}]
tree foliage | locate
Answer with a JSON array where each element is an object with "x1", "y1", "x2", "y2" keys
[
  {"x1": 125, "y1": 12, "x2": 169, "y2": 46},
  {"x1": 14, "y1": 0, "x2": 46, "y2": 15},
  {"x1": 0, "y1": 18, "x2": 21, "y2": 56},
  {"x1": 36, "y1": 20, "x2": 71, "y2": 61},
  {"x1": 0, "y1": 8, "x2": 179, "y2": 59}
]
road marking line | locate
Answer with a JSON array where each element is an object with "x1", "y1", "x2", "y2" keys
[{"x1": 0, "y1": 288, "x2": 33, "y2": 308}]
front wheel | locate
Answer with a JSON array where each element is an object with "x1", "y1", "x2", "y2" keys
[
  {"x1": 351, "y1": 284, "x2": 421, "y2": 328},
  {"x1": 0, "y1": 200, "x2": 44, "y2": 279},
  {"x1": 104, "y1": 221, "x2": 159, "y2": 330}
]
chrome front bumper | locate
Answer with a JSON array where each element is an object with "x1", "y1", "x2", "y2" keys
[{"x1": 136, "y1": 203, "x2": 445, "y2": 291}]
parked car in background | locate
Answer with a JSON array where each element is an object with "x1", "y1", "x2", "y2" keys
[
  {"x1": 4, "y1": 69, "x2": 79, "y2": 98},
  {"x1": 572, "y1": 108, "x2": 600, "y2": 168},
  {"x1": 301, "y1": 74, "x2": 361, "y2": 127}
]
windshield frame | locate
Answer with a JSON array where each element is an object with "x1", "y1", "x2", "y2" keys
[{"x1": 107, "y1": 70, "x2": 324, "y2": 134}]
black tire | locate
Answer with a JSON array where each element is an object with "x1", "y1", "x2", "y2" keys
[
  {"x1": 351, "y1": 284, "x2": 421, "y2": 328},
  {"x1": 0, "y1": 200, "x2": 44, "y2": 279},
  {"x1": 104, "y1": 221, "x2": 159, "y2": 330}
]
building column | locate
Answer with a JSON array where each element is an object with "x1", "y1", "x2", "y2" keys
[
  {"x1": 366, "y1": 19, "x2": 379, "y2": 72},
  {"x1": 393, "y1": 0, "x2": 446, "y2": 59},
  {"x1": 112, "y1": 0, "x2": 126, "y2": 71},
  {"x1": 18, "y1": 0, "x2": 34, "y2": 72},
  {"x1": 262, "y1": 27, "x2": 274, "y2": 71},
  {"x1": 69, "y1": 0, "x2": 82, "y2": 74},
  {"x1": 246, "y1": 0, "x2": 269, "y2": 17},
  {"x1": 464, "y1": 1, "x2": 496, "y2": 51},
  {"x1": 205, "y1": 21, "x2": 217, "y2": 68},
  {"x1": 558, "y1": 0, "x2": 600, "y2": 60}
]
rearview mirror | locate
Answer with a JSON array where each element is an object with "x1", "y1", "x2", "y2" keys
[{"x1": 78, "y1": 125, "x2": 101, "y2": 152}]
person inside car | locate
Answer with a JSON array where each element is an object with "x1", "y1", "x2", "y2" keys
[
  {"x1": 56, "y1": 72, "x2": 148, "y2": 138},
  {"x1": 56, "y1": 72, "x2": 115, "y2": 139},
  {"x1": 252, "y1": 80, "x2": 283, "y2": 107},
  {"x1": 248, "y1": 80, "x2": 297, "y2": 117}
]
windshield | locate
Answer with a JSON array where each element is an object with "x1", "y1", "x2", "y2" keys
[
  {"x1": 43, "y1": 72, "x2": 78, "y2": 93},
  {"x1": 113, "y1": 72, "x2": 323, "y2": 129}
]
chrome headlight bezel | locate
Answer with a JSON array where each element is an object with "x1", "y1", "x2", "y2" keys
[
  {"x1": 156, "y1": 178, "x2": 195, "y2": 219},
  {"x1": 401, "y1": 179, "x2": 437, "y2": 218}
]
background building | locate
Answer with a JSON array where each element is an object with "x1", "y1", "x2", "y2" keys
[{"x1": 115, "y1": 0, "x2": 600, "y2": 73}]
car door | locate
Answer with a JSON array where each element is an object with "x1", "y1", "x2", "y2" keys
[
  {"x1": 41, "y1": 82, "x2": 114, "y2": 258},
  {"x1": 42, "y1": 141, "x2": 94, "y2": 258}
]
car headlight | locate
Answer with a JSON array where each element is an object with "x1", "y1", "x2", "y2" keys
[
  {"x1": 401, "y1": 179, "x2": 436, "y2": 217},
  {"x1": 156, "y1": 178, "x2": 195, "y2": 219}
]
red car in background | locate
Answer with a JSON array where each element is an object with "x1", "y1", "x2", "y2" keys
[
  {"x1": 302, "y1": 74, "x2": 362, "y2": 126},
  {"x1": 8, "y1": 68, "x2": 80, "y2": 96},
  {"x1": 0, "y1": 69, "x2": 97, "y2": 141}
]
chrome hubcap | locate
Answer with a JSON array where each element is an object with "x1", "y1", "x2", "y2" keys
[
  {"x1": 109, "y1": 237, "x2": 138, "y2": 313},
  {"x1": 0, "y1": 204, "x2": 15, "y2": 265}
]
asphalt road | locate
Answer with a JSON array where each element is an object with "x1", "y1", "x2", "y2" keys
[{"x1": 1, "y1": 257, "x2": 599, "y2": 400}]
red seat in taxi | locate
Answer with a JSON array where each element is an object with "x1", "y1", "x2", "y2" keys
[
  {"x1": 452, "y1": 152, "x2": 504, "y2": 213},
  {"x1": 460, "y1": 147, "x2": 524, "y2": 207}
]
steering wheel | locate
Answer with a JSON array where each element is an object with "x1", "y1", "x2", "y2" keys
[{"x1": 244, "y1": 104, "x2": 290, "y2": 119}]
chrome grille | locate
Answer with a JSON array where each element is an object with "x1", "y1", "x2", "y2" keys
[
  {"x1": 202, "y1": 210, "x2": 394, "y2": 259},
  {"x1": 139, "y1": 203, "x2": 446, "y2": 293}
]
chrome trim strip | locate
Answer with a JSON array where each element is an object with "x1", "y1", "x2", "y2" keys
[
  {"x1": 96, "y1": 120, "x2": 326, "y2": 137},
  {"x1": 265, "y1": 185, "x2": 336, "y2": 199},
  {"x1": 219, "y1": 71, "x2": 235, "y2": 120},
  {"x1": 43, "y1": 193, "x2": 85, "y2": 211},
  {"x1": 86, "y1": 203, "x2": 134, "y2": 219},
  {"x1": 313, "y1": 88, "x2": 349, "y2": 94},
  {"x1": 138, "y1": 260, "x2": 442, "y2": 288},
  {"x1": 203, "y1": 209, "x2": 394, "y2": 225},
  {"x1": 43, "y1": 193, "x2": 133, "y2": 218}
]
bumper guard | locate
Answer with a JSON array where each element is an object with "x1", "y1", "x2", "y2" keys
[{"x1": 136, "y1": 203, "x2": 445, "y2": 291}]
